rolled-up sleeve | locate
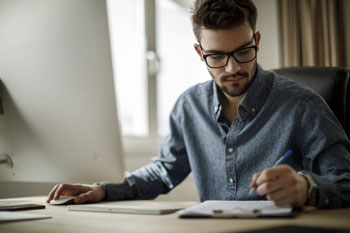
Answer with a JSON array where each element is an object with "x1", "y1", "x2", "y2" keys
[{"x1": 298, "y1": 95, "x2": 350, "y2": 208}]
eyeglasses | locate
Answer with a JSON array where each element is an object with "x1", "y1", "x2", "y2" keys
[{"x1": 199, "y1": 37, "x2": 257, "y2": 69}]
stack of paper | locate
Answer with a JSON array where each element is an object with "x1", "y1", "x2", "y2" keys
[{"x1": 178, "y1": 200, "x2": 297, "y2": 218}]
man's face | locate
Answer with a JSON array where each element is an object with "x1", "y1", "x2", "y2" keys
[{"x1": 195, "y1": 21, "x2": 260, "y2": 97}]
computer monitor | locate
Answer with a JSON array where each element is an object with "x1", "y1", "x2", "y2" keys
[{"x1": 0, "y1": 0, "x2": 125, "y2": 195}]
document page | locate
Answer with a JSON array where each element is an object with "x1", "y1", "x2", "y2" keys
[{"x1": 178, "y1": 200, "x2": 294, "y2": 218}]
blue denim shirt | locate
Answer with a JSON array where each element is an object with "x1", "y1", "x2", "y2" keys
[{"x1": 102, "y1": 65, "x2": 350, "y2": 208}]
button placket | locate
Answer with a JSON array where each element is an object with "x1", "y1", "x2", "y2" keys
[
  {"x1": 225, "y1": 119, "x2": 242, "y2": 196},
  {"x1": 226, "y1": 144, "x2": 235, "y2": 185}
]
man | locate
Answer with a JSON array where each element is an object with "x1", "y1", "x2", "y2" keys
[{"x1": 47, "y1": 0, "x2": 350, "y2": 208}]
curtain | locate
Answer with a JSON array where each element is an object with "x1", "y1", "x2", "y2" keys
[{"x1": 279, "y1": 0, "x2": 347, "y2": 67}]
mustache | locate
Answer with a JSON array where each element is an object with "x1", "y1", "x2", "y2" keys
[{"x1": 220, "y1": 72, "x2": 249, "y2": 82}]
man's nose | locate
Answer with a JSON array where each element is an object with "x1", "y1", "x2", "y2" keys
[{"x1": 225, "y1": 55, "x2": 241, "y2": 74}]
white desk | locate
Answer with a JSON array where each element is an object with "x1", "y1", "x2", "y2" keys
[{"x1": 0, "y1": 197, "x2": 350, "y2": 233}]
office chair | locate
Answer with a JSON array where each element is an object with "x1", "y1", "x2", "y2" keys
[{"x1": 272, "y1": 67, "x2": 350, "y2": 138}]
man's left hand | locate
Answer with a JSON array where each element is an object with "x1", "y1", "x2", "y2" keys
[{"x1": 250, "y1": 165, "x2": 308, "y2": 207}]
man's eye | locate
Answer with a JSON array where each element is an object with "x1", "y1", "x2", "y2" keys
[
  {"x1": 236, "y1": 48, "x2": 250, "y2": 56},
  {"x1": 209, "y1": 54, "x2": 226, "y2": 60}
]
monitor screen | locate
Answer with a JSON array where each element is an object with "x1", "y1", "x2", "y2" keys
[{"x1": 0, "y1": 0, "x2": 125, "y2": 190}]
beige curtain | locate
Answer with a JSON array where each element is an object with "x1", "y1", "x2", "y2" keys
[{"x1": 279, "y1": 0, "x2": 347, "y2": 67}]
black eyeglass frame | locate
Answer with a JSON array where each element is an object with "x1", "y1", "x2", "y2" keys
[{"x1": 199, "y1": 35, "x2": 258, "y2": 69}]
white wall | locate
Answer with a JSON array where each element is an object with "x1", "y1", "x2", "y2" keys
[
  {"x1": 0, "y1": 0, "x2": 124, "y2": 197},
  {"x1": 253, "y1": 0, "x2": 282, "y2": 70}
]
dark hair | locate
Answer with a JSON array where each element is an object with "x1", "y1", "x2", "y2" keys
[{"x1": 191, "y1": 0, "x2": 257, "y2": 42}]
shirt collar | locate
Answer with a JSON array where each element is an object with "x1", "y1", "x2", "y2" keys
[
  {"x1": 239, "y1": 64, "x2": 273, "y2": 118},
  {"x1": 212, "y1": 64, "x2": 273, "y2": 121}
]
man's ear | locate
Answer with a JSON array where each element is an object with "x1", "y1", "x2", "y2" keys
[
  {"x1": 255, "y1": 31, "x2": 261, "y2": 52},
  {"x1": 194, "y1": 44, "x2": 205, "y2": 62}
]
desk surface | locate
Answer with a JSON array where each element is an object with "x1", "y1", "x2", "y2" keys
[{"x1": 0, "y1": 197, "x2": 350, "y2": 233}]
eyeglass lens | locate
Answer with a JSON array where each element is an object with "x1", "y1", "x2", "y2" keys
[{"x1": 206, "y1": 47, "x2": 256, "y2": 68}]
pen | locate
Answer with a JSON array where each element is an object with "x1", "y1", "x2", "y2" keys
[{"x1": 248, "y1": 149, "x2": 293, "y2": 195}]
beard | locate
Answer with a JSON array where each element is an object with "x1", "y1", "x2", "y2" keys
[
  {"x1": 209, "y1": 64, "x2": 257, "y2": 97},
  {"x1": 219, "y1": 72, "x2": 250, "y2": 97}
]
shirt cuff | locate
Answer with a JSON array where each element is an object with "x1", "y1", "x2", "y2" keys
[
  {"x1": 302, "y1": 171, "x2": 344, "y2": 208},
  {"x1": 100, "y1": 180, "x2": 136, "y2": 201}
]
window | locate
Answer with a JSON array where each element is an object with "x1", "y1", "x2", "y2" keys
[
  {"x1": 107, "y1": 0, "x2": 147, "y2": 137},
  {"x1": 156, "y1": 0, "x2": 210, "y2": 136},
  {"x1": 107, "y1": 0, "x2": 209, "y2": 142}
]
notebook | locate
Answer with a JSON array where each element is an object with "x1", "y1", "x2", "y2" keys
[
  {"x1": 68, "y1": 203, "x2": 184, "y2": 215},
  {"x1": 178, "y1": 200, "x2": 299, "y2": 218}
]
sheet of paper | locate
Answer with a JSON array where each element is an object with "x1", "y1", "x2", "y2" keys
[
  {"x1": 178, "y1": 200, "x2": 293, "y2": 217},
  {"x1": 0, "y1": 211, "x2": 51, "y2": 222}
]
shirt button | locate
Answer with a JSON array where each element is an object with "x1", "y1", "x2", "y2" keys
[
  {"x1": 251, "y1": 108, "x2": 256, "y2": 113},
  {"x1": 228, "y1": 148, "x2": 233, "y2": 153},
  {"x1": 229, "y1": 178, "x2": 234, "y2": 183}
]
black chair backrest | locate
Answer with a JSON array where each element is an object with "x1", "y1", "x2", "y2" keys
[{"x1": 273, "y1": 67, "x2": 350, "y2": 138}]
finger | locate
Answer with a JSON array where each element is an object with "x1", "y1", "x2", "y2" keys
[
  {"x1": 257, "y1": 167, "x2": 298, "y2": 196},
  {"x1": 256, "y1": 165, "x2": 292, "y2": 185},
  {"x1": 271, "y1": 174, "x2": 307, "y2": 207},
  {"x1": 74, "y1": 190, "x2": 95, "y2": 204},
  {"x1": 250, "y1": 173, "x2": 260, "y2": 189},
  {"x1": 273, "y1": 194, "x2": 295, "y2": 207},
  {"x1": 256, "y1": 169, "x2": 278, "y2": 185},
  {"x1": 259, "y1": 170, "x2": 301, "y2": 203},
  {"x1": 256, "y1": 178, "x2": 283, "y2": 196},
  {"x1": 46, "y1": 184, "x2": 60, "y2": 203},
  {"x1": 53, "y1": 184, "x2": 75, "y2": 200},
  {"x1": 265, "y1": 186, "x2": 290, "y2": 202}
]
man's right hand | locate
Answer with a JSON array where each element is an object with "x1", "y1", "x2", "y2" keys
[{"x1": 46, "y1": 183, "x2": 106, "y2": 204}]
